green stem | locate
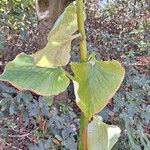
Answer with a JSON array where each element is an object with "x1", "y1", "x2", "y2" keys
[
  {"x1": 76, "y1": 1, "x2": 88, "y2": 149},
  {"x1": 77, "y1": 0, "x2": 88, "y2": 62},
  {"x1": 78, "y1": 113, "x2": 88, "y2": 150}
]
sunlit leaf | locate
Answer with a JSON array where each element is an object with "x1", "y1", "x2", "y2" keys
[
  {"x1": 71, "y1": 56, "x2": 125, "y2": 120},
  {"x1": 88, "y1": 115, "x2": 121, "y2": 150},
  {"x1": 0, "y1": 53, "x2": 70, "y2": 96},
  {"x1": 34, "y1": 3, "x2": 78, "y2": 68}
]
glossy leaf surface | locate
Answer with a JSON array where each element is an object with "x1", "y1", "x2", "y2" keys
[
  {"x1": 88, "y1": 115, "x2": 121, "y2": 150},
  {"x1": 71, "y1": 56, "x2": 125, "y2": 120},
  {"x1": 0, "y1": 53, "x2": 70, "y2": 96},
  {"x1": 34, "y1": 3, "x2": 78, "y2": 68}
]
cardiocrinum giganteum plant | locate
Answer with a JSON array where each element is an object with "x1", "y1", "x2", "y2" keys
[{"x1": 0, "y1": 1, "x2": 125, "y2": 150}]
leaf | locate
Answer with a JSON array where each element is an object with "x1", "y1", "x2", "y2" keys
[
  {"x1": 0, "y1": 53, "x2": 70, "y2": 96},
  {"x1": 43, "y1": 96, "x2": 54, "y2": 107},
  {"x1": 34, "y1": 3, "x2": 78, "y2": 68},
  {"x1": 0, "y1": 82, "x2": 16, "y2": 93},
  {"x1": 71, "y1": 56, "x2": 125, "y2": 120},
  {"x1": 9, "y1": 102, "x2": 15, "y2": 115},
  {"x1": 45, "y1": 137, "x2": 53, "y2": 149},
  {"x1": 108, "y1": 125, "x2": 121, "y2": 149},
  {"x1": 88, "y1": 115, "x2": 121, "y2": 150}
]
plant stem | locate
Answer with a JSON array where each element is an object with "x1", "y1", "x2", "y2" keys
[
  {"x1": 76, "y1": 0, "x2": 88, "y2": 149},
  {"x1": 78, "y1": 113, "x2": 88, "y2": 150},
  {"x1": 77, "y1": 0, "x2": 88, "y2": 62}
]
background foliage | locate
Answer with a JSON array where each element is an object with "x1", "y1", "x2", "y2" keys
[
  {"x1": 0, "y1": 0, "x2": 38, "y2": 63},
  {"x1": 0, "y1": 0, "x2": 150, "y2": 149}
]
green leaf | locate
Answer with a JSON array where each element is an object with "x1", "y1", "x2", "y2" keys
[
  {"x1": 71, "y1": 56, "x2": 125, "y2": 120},
  {"x1": 34, "y1": 3, "x2": 78, "y2": 68},
  {"x1": 88, "y1": 115, "x2": 121, "y2": 150},
  {"x1": 0, "y1": 53, "x2": 70, "y2": 96}
]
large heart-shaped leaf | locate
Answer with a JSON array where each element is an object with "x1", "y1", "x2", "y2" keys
[
  {"x1": 71, "y1": 56, "x2": 125, "y2": 120},
  {"x1": 88, "y1": 115, "x2": 121, "y2": 150},
  {"x1": 34, "y1": 3, "x2": 78, "y2": 68},
  {"x1": 0, "y1": 53, "x2": 70, "y2": 96}
]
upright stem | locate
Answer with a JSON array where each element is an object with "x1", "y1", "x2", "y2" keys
[
  {"x1": 78, "y1": 113, "x2": 88, "y2": 150},
  {"x1": 76, "y1": 0, "x2": 88, "y2": 149},
  {"x1": 77, "y1": 0, "x2": 88, "y2": 62}
]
